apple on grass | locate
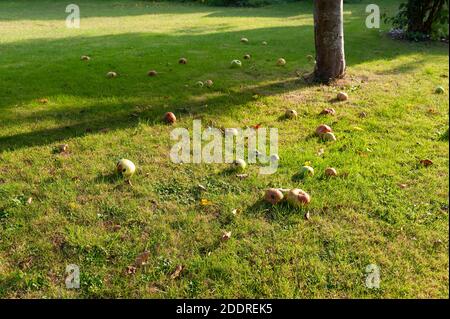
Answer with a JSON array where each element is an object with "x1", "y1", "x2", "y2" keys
[
  {"x1": 285, "y1": 109, "x2": 298, "y2": 119},
  {"x1": 164, "y1": 112, "x2": 176, "y2": 124},
  {"x1": 116, "y1": 159, "x2": 136, "y2": 178},
  {"x1": 300, "y1": 166, "x2": 314, "y2": 178},
  {"x1": 232, "y1": 159, "x2": 246, "y2": 172},
  {"x1": 264, "y1": 188, "x2": 284, "y2": 205},
  {"x1": 230, "y1": 60, "x2": 242, "y2": 68},
  {"x1": 287, "y1": 189, "x2": 311, "y2": 207}
]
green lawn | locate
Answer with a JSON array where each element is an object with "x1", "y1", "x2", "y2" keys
[{"x1": 0, "y1": 0, "x2": 448, "y2": 298}]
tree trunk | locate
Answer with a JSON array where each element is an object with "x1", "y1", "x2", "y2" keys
[{"x1": 313, "y1": 0, "x2": 346, "y2": 83}]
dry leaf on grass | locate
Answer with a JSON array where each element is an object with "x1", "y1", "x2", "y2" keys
[
  {"x1": 170, "y1": 265, "x2": 183, "y2": 279},
  {"x1": 125, "y1": 265, "x2": 137, "y2": 275},
  {"x1": 134, "y1": 251, "x2": 150, "y2": 267}
]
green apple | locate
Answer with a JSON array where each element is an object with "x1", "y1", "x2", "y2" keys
[
  {"x1": 230, "y1": 60, "x2": 242, "y2": 68},
  {"x1": 116, "y1": 159, "x2": 136, "y2": 178},
  {"x1": 322, "y1": 132, "x2": 337, "y2": 142},
  {"x1": 300, "y1": 165, "x2": 314, "y2": 178},
  {"x1": 435, "y1": 86, "x2": 445, "y2": 94},
  {"x1": 232, "y1": 159, "x2": 246, "y2": 172},
  {"x1": 285, "y1": 109, "x2": 298, "y2": 119},
  {"x1": 106, "y1": 71, "x2": 117, "y2": 78},
  {"x1": 277, "y1": 58, "x2": 286, "y2": 66}
]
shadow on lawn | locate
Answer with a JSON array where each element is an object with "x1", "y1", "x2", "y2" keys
[
  {"x1": 0, "y1": 1, "x2": 310, "y2": 21},
  {"x1": 0, "y1": 23, "x2": 447, "y2": 153}
]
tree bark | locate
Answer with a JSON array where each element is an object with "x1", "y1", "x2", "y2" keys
[{"x1": 313, "y1": 0, "x2": 346, "y2": 83}]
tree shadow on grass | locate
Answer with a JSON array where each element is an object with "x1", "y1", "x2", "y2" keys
[
  {"x1": 0, "y1": 22, "x2": 447, "y2": 153},
  {"x1": 0, "y1": 1, "x2": 310, "y2": 21}
]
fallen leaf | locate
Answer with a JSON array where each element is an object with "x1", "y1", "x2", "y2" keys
[
  {"x1": 252, "y1": 123, "x2": 262, "y2": 129},
  {"x1": 134, "y1": 251, "x2": 150, "y2": 267},
  {"x1": 231, "y1": 209, "x2": 239, "y2": 216},
  {"x1": 304, "y1": 211, "x2": 311, "y2": 220},
  {"x1": 398, "y1": 183, "x2": 408, "y2": 189},
  {"x1": 316, "y1": 148, "x2": 325, "y2": 156},
  {"x1": 200, "y1": 199, "x2": 210, "y2": 206},
  {"x1": 26, "y1": 197, "x2": 33, "y2": 205},
  {"x1": 148, "y1": 285, "x2": 164, "y2": 294},
  {"x1": 125, "y1": 265, "x2": 137, "y2": 275},
  {"x1": 197, "y1": 184, "x2": 207, "y2": 191},
  {"x1": 170, "y1": 265, "x2": 183, "y2": 279},
  {"x1": 235, "y1": 174, "x2": 248, "y2": 179},
  {"x1": 359, "y1": 112, "x2": 368, "y2": 118},
  {"x1": 38, "y1": 98, "x2": 48, "y2": 104}
]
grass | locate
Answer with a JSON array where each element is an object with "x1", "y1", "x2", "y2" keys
[{"x1": 0, "y1": 0, "x2": 448, "y2": 298}]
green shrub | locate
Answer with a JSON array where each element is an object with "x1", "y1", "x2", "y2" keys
[{"x1": 385, "y1": 0, "x2": 449, "y2": 41}]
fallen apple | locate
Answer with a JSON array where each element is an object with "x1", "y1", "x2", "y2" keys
[
  {"x1": 322, "y1": 132, "x2": 337, "y2": 141},
  {"x1": 435, "y1": 86, "x2": 445, "y2": 94},
  {"x1": 116, "y1": 159, "x2": 136, "y2": 178},
  {"x1": 205, "y1": 79, "x2": 214, "y2": 88},
  {"x1": 285, "y1": 109, "x2": 298, "y2": 119},
  {"x1": 306, "y1": 55, "x2": 314, "y2": 62},
  {"x1": 147, "y1": 70, "x2": 158, "y2": 77},
  {"x1": 106, "y1": 71, "x2": 117, "y2": 78},
  {"x1": 240, "y1": 37, "x2": 249, "y2": 44},
  {"x1": 264, "y1": 188, "x2": 284, "y2": 205},
  {"x1": 58, "y1": 144, "x2": 69, "y2": 153},
  {"x1": 262, "y1": 41, "x2": 268, "y2": 45},
  {"x1": 277, "y1": 58, "x2": 286, "y2": 66},
  {"x1": 287, "y1": 188, "x2": 311, "y2": 207},
  {"x1": 81, "y1": 55, "x2": 91, "y2": 61},
  {"x1": 315, "y1": 124, "x2": 333, "y2": 136},
  {"x1": 232, "y1": 159, "x2": 247, "y2": 172},
  {"x1": 164, "y1": 112, "x2": 176, "y2": 124},
  {"x1": 178, "y1": 57, "x2": 187, "y2": 64},
  {"x1": 320, "y1": 108, "x2": 336, "y2": 116},
  {"x1": 337, "y1": 92, "x2": 348, "y2": 101},
  {"x1": 222, "y1": 231, "x2": 232, "y2": 241},
  {"x1": 325, "y1": 167, "x2": 337, "y2": 177},
  {"x1": 244, "y1": 54, "x2": 251, "y2": 60},
  {"x1": 300, "y1": 165, "x2": 315, "y2": 178},
  {"x1": 231, "y1": 60, "x2": 242, "y2": 68}
]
